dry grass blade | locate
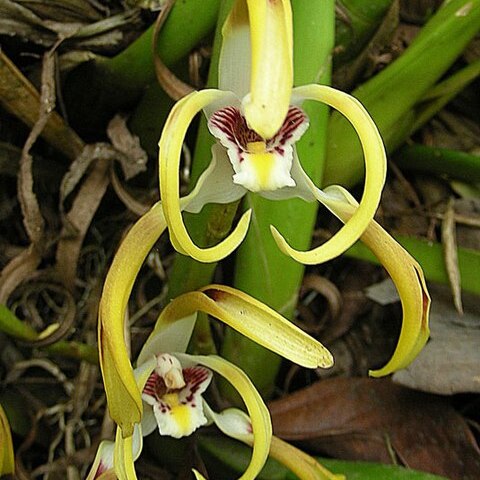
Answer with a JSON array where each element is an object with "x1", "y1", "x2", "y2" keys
[
  {"x1": 110, "y1": 166, "x2": 150, "y2": 216},
  {"x1": 0, "y1": 50, "x2": 84, "y2": 160},
  {"x1": 302, "y1": 274, "x2": 342, "y2": 322},
  {"x1": 17, "y1": 51, "x2": 56, "y2": 246},
  {"x1": 152, "y1": 0, "x2": 194, "y2": 100},
  {"x1": 106, "y1": 115, "x2": 147, "y2": 180},
  {"x1": 0, "y1": 245, "x2": 40, "y2": 304},
  {"x1": 442, "y1": 197, "x2": 463, "y2": 314},
  {"x1": 56, "y1": 158, "x2": 110, "y2": 288}
]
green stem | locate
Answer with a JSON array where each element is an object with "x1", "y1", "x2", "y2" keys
[
  {"x1": 220, "y1": 0, "x2": 336, "y2": 400},
  {"x1": 334, "y1": 0, "x2": 393, "y2": 66},
  {"x1": 166, "y1": 0, "x2": 235, "y2": 301},
  {"x1": 324, "y1": 0, "x2": 480, "y2": 187},
  {"x1": 166, "y1": 1, "x2": 237, "y2": 354},
  {"x1": 0, "y1": 304, "x2": 98, "y2": 364},
  {"x1": 64, "y1": 0, "x2": 220, "y2": 132},
  {"x1": 411, "y1": 58, "x2": 480, "y2": 132},
  {"x1": 395, "y1": 144, "x2": 480, "y2": 183}
]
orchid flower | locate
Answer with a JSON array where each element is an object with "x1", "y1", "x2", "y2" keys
[
  {"x1": 96, "y1": 0, "x2": 430, "y2": 476},
  {"x1": 100, "y1": 0, "x2": 429, "y2": 441},
  {"x1": 93, "y1": 284, "x2": 335, "y2": 480},
  {"x1": 0, "y1": 402, "x2": 15, "y2": 477},
  {"x1": 159, "y1": 0, "x2": 386, "y2": 265},
  {"x1": 158, "y1": 2, "x2": 429, "y2": 367},
  {"x1": 99, "y1": 208, "x2": 333, "y2": 440}
]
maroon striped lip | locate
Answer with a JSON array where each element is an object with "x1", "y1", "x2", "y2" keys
[{"x1": 208, "y1": 105, "x2": 309, "y2": 159}]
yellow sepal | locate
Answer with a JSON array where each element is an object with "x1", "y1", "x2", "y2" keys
[
  {"x1": 317, "y1": 186, "x2": 430, "y2": 376},
  {"x1": 242, "y1": 0, "x2": 293, "y2": 139},
  {"x1": 146, "y1": 284, "x2": 333, "y2": 369},
  {"x1": 184, "y1": 354, "x2": 271, "y2": 480},
  {"x1": 159, "y1": 89, "x2": 252, "y2": 263},
  {"x1": 272, "y1": 84, "x2": 386, "y2": 265},
  {"x1": 0, "y1": 403, "x2": 14, "y2": 476},
  {"x1": 364, "y1": 221, "x2": 431, "y2": 376},
  {"x1": 98, "y1": 202, "x2": 166, "y2": 436}
]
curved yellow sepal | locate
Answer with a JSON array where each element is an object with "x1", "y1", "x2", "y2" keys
[
  {"x1": 159, "y1": 89, "x2": 252, "y2": 263},
  {"x1": 242, "y1": 0, "x2": 293, "y2": 139},
  {"x1": 272, "y1": 85, "x2": 386, "y2": 265},
  {"x1": 0, "y1": 403, "x2": 14, "y2": 476},
  {"x1": 366, "y1": 222, "x2": 431, "y2": 376},
  {"x1": 318, "y1": 186, "x2": 430, "y2": 376},
  {"x1": 99, "y1": 202, "x2": 166, "y2": 436},
  {"x1": 154, "y1": 285, "x2": 333, "y2": 369},
  {"x1": 184, "y1": 354, "x2": 271, "y2": 480}
]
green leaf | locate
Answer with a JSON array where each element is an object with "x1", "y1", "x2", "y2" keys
[
  {"x1": 291, "y1": 459, "x2": 448, "y2": 480},
  {"x1": 198, "y1": 434, "x2": 448, "y2": 480},
  {"x1": 346, "y1": 236, "x2": 480, "y2": 295}
]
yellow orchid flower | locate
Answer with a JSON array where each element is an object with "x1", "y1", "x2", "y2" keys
[
  {"x1": 100, "y1": 0, "x2": 428, "y2": 441},
  {"x1": 0, "y1": 402, "x2": 15, "y2": 477},
  {"x1": 95, "y1": 0, "x2": 430, "y2": 476},
  {"x1": 156, "y1": 0, "x2": 429, "y2": 373},
  {"x1": 99, "y1": 237, "x2": 333, "y2": 437},
  {"x1": 159, "y1": 0, "x2": 386, "y2": 264},
  {"x1": 94, "y1": 283, "x2": 333, "y2": 480}
]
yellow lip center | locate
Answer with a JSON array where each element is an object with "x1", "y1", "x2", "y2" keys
[
  {"x1": 246, "y1": 141, "x2": 275, "y2": 190},
  {"x1": 162, "y1": 393, "x2": 192, "y2": 434}
]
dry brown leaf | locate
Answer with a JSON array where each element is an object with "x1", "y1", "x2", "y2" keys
[
  {"x1": 110, "y1": 166, "x2": 150, "y2": 216},
  {"x1": 59, "y1": 143, "x2": 111, "y2": 206},
  {"x1": 0, "y1": 245, "x2": 41, "y2": 304},
  {"x1": 442, "y1": 197, "x2": 463, "y2": 314},
  {"x1": 269, "y1": 377, "x2": 480, "y2": 480},
  {"x1": 152, "y1": 0, "x2": 194, "y2": 100},
  {"x1": 17, "y1": 51, "x2": 56, "y2": 246},
  {"x1": 0, "y1": 49, "x2": 84, "y2": 160},
  {"x1": 106, "y1": 115, "x2": 148, "y2": 180},
  {"x1": 0, "y1": 0, "x2": 142, "y2": 52},
  {"x1": 56, "y1": 158, "x2": 110, "y2": 288}
]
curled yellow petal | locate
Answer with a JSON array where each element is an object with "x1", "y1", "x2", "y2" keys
[
  {"x1": 147, "y1": 284, "x2": 333, "y2": 369},
  {"x1": 0, "y1": 403, "x2": 14, "y2": 476},
  {"x1": 99, "y1": 202, "x2": 166, "y2": 437},
  {"x1": 319, "y1": 186, "x2": 430, "y2": 377},
  {"x1": 159, "y1": 89, "x2": 252, "y2": 263},
  {"x1": 241, "y1": 0, "x2": 293, "y2": 139},
  {"x1": 181, "y1": 353, "x2": 271, "y2": 480},
  {"x1": 272, "y1": 84, "x2": 386, "y2": 265}
]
